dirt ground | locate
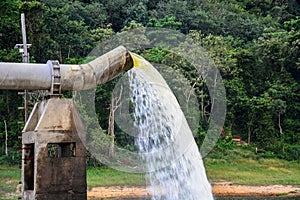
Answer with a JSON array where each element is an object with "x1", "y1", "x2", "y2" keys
[
  {"x1": 87, "y1": 183, "x2": 300, "y2": 199},
  {"x1": 9, "y1": 182, "x2": 300, "y2": 199},
  {"x1": 212, "y1": 182, "x2": 300, "y2": 197}
]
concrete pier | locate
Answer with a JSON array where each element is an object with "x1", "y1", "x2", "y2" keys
[{"x1": 22, "y1": 99, "x2": 86, "y2": 200}]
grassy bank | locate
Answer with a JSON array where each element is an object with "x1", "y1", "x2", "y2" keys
[
  {"x1": 204, "y1": 147, "x2": 300, "y2": 186},
  {"x1": 87, "y1": 167, "x2": 146, "y2": 188},
  {"x1": 86, "y1": 147, "x2": 300, "y2": 187},
  {"x1": 0, "y1": 147, "x2": 299, "y2": 199},
  {"x1": 0, "y1": 165, "x2": 21, "y2": 200}
]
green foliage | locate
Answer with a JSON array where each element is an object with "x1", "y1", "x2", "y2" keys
[
  {"x1": 282, "y1": 144, "x2": 300, "y2": 161},
  {"x1": 0, "y1": 49, "x2": 22, "y2": 62},
  {"x1": 89, "y1": 25, "x2": 114, "y2": 46},
  {"x1": 123, "y1": 0, "x2": 149, "y2": 27},
  {"x1": 0, "y1": 91, "x2": 22, "y2": 166},
  {"x1": 141, "y1": 48, "x2": 170, "y2": 63},
  {"x1": 147, "y1": 16, "x2": 182, "y2": 29},
  {"x1": 214, "y1": 136, "x2": 238, "y2": 152},
  {"x1": 0, "y1": 0, "x2": 299, "y2": 164},
  {"x1": 0, "y1": 151, "x2": 21, "y2": 166}
]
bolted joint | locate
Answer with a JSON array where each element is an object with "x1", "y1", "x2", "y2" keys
[{"x1": 47, "y1": 60, "x2": 62, "y2": 98}]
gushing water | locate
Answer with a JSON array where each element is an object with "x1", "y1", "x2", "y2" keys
[{"x1": 128, "y1": 53, "x2": 214, "y2": 200}]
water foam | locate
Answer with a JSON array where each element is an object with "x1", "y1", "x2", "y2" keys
[{"x1": 128, "y1": 53, "x2": 214, "y2": 200}]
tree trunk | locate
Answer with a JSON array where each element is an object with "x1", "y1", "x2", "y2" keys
[
  {"x1": 200, "y1": 83, "x2": 205, "y2": 121},
  {"x1": 184, "y1": 82, "x2": 196, "y2": 113},
  {"x1": 278, "y1": 112, "x2": 283, "y2": 135},
  {"x1": 59, "y1": 47, "x2": 63, "y2": 63},
  {"x1": 5, "y1": 91, "x2": 10, "y2": 119},
  {"x1": 247, "y1": 126, "x2": 251, "y2": 144},
  {"x1": 108, "y1": 86, "x2": 123, "y2": 157},
  {"x1": 67, "y1": 46, "x2": 71, "y2": 59},
  {"x1": 278, "y1": 112, "x2": 285, "y2": 153},
  {"x1": 208, "y1": 71, "x2": 218, "y2": 122},
  {"x1": 108, "y1": 96, "x2": 115, "y2": 157},
  {"x1": 4, "y1": 120, "x2": 8, "y2": 156}
]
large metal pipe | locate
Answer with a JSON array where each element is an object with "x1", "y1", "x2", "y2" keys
[{"x1": 0, "y1": 46, "x2": 133, "y2": 91}]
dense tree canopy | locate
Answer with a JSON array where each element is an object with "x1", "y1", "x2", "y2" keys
[{"x1": 0, "y1": 0, "x2": 299, "y2": 163}]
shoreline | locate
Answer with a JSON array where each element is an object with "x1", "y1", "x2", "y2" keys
[
  {"x1": 87, "y1": 183, "x2": 300, "y2": 199},
  {"x1": 212, "y1": 182, "x2": 300, "y2": 197}
]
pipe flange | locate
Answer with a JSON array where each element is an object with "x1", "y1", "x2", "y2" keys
[{"x1": 47, "y1": 60, "x2": 62, "y2": 98}]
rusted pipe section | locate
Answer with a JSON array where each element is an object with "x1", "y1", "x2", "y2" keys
[
  {"x1": 61, "y1": 46, "x2": 133, "y2": 90},
  {"x1": 0, "y1": 46, "x2": 133, "y2": 91}
]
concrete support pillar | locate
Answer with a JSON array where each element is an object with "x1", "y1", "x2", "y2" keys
[{"x1": 22, "y1": 99, "x2": 86, "y2": 200}]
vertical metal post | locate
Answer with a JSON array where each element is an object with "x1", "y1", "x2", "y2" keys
[{"x1": 21, "y1": 13, "x2": 29, "y2": 123}]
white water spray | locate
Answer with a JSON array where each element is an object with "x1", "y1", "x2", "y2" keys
[{"x1": 128, "y1": 53, "x2": 214, "y2": 200}]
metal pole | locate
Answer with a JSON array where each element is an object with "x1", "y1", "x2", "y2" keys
[
  {"x1": 21, "y1": 14, "x2": 28, "y2": 64},
  {"x1": 21, "y1": 13, "x2": 29, "y2": 123}
]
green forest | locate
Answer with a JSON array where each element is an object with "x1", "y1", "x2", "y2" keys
[{"x1": 0, "y1": 0, "x2": 299, "y2": 165}]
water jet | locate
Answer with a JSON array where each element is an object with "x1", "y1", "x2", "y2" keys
[{"x1": 127, "y1": 54, "x2": 214, "y2": 200}]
